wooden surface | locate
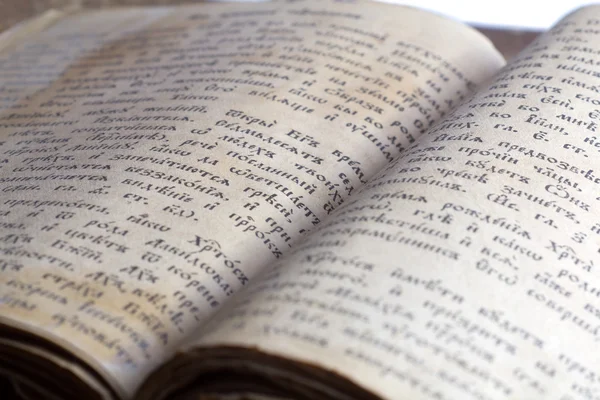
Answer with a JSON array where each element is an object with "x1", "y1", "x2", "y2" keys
[{"x1": 476, "y1": 26, "x2": 540, "y2": 60}]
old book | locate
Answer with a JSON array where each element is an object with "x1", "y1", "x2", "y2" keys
[{"x1": 0, "y1": 0, "x2": 598, "y2": 399}]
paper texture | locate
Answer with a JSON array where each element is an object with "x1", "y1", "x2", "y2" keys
[
  {"x1": 174, "y1": 5, "x2": 600, "y2": 400},
  {"x1": 0, "y1": 1, "x2": 503, "y2": 398}
]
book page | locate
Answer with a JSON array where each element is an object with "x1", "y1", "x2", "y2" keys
[
  {"x1": 166, "y1": 5, "x2": 600, "y2": 400},
  {"x1": 0, "y1": 0, "x2": 504, "y2": 398}
]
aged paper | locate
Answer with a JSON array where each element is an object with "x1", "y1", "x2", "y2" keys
[
  {"x1": 0, "y1": 9, "x2": 68, "y2": 55},
  {"x1": 176, "y1": 5, "x2": 600, "y2": 400},
  {"x1": 0, "y1": 0, "x2": 504, "y2": 398}
]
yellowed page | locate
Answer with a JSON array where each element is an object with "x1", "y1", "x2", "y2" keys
[
  {"x1": 0, "y1": 9, "x2": 68, "y2": 54},
  {"x1": 171, "y1": 5, "x2": 600, "y2": 400},
  {"x1": 0, "y1": 0, "x2": 503, "y2": 398}
]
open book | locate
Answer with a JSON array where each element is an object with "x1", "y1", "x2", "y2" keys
[{"x1": 1, "y1": 0, "x2": 599, "y2": 398}]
